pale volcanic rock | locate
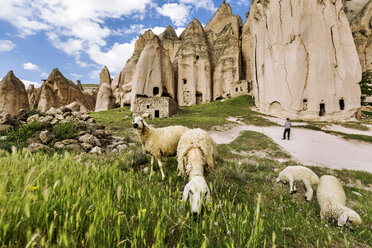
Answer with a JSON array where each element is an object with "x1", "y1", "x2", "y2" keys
[
  {"x1": 211, "y1": 24, "x2": 241, "y2": 100},
  {"x1": 27, "y1": 84, "x2": 39, "y2": 109},
  {"x1": 342, "y1": 0, "x2": 370, "y2": 21},
  {"x1": 350, "y1": 0, "x2": 372, "y2": 72},
  {"x1": 76, "y1": 80, "x2": 84, "y2": 91},
  {"x1": 112, "y1": 30, "x2": 156, "y2": 107},
  {"x1": 247, "y1": 0, "x2": 362, "y2": 121},
  {"x1": 131, "y1": 36, "x2": 175, "y2": 108},
  {"x1": 0, "y1": 71, "x2": 30, "y2": 115},
  {"x1": 242, "y1": 12, "x2": 253, "y2": 85},
  {"x1": 177, "y1": 19, "x2": 212, "y2": 106},
  {"x1": 95, "y1": 66, "x2": 114, "y2": 111},
  {"x1": 38, "y1": 69, "x2": 94, "y2": 112},
  {"x1": 159, "y1": 25, "x2": 182, "y2": 63}
]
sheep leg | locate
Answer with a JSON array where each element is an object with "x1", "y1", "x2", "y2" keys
[
  {"x1": 303, "y1": 179, "x2": 313, "y2": 201},
  {"x1": 150, "y1": 156, "x2": 155, "y2": 178},
  {"x1": 289, "y1": 178, "x2": 296, "y2": 194},
  {"x1": 157, "y1": 158, "x2": 165, "y2": 180}
]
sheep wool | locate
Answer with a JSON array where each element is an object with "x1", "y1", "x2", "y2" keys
[
  {"x1": 317, "y1": 175, "x2": 362, "y2": 230},
  {"x1": 276, "y1": 166, "x2": 319, "y2": 201},
  {"x1": 177, "y1": 128, "x2": 218, "y2": 215},
  {"x1": 132, "y1": 117, "x2": 189, "y2": 180}
]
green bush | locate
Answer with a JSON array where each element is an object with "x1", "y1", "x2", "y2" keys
[
  {"x1": 0, "y1": 121, "x2": 43, "y2": 151},
  {"x1": 52, "y1": 122, "x2": 78, "y2": 140},
  {"x1": 360, "y1": 70, "x2": 372, "y2": 96}
]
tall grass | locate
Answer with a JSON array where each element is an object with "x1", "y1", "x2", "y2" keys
[{"x1": 0, "y1": 122, "x2": 43, "y2": 151}]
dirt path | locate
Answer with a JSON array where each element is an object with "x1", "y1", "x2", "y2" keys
[{"x1": 209, "y1": 119, "x2": 372, "y2": 173}]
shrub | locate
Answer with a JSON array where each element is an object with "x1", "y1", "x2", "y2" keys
[
  {"x1": 52, "y1": 122, "x2": 78, "y2": 140},
  {"x1": 0, "y1": 121, "x2": 43, "y2": 151}
]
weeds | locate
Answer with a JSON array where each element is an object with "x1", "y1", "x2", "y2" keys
[{"x1": 52, "y1": 122, "x2": 78, "y2": 140}]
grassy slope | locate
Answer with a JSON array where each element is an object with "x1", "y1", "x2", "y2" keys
[{"x1": 1, "y1": 96, "x2": 372, "y2": 247}]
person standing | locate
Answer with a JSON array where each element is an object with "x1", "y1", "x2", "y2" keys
[{"x1": 282, "y1": 118, "x2": 291, "y2": 140}]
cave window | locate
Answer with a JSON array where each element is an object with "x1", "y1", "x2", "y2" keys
[
  {"x1": 146, "y1": 105, "x2": 150, "y2": 109},
  {"x1": 153, "y1": 87, "x2": 159, "y2": 95},
  {"x1": 196, "y1": 55, "x2": 199, "y2": 60},
  {"x1": 319, "y1": 103, "x2": 326, "y2": 116},
  {"x1": 303, "y1": 99, "x2": 308, "y2": 111},
  {"x1": 339, "y1": 98, "x2": 345, "y2": 110},
  {"x1": 154, "y1": 110, "x2": 160, "y2": 118},
  {"x1": 183, "y1": 79, "x2": 187, "y2": 85},
  {"x1": 236, "y1": 87, "x2": 238, "y2": 92}
]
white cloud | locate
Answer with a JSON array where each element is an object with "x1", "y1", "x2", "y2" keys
[
  {"x1": 157, "y1": 3, "x2": 190, "y2": 27},
  {"x1": 21, "y1": 79, "x2": 42, "y2": 88},
  {"x1": 0, "y1": 40, "x2": 16, "y2": 53},
  {"x1": 180, "y1": 0, "x2": 216, "y2": 11},
  {"x1": 70, "y1": 73, "x2": 82, "y2": 79},
  {"x1": 23, "y1": 62, "x2": 39, "y2": 70},
  {"x1": 41, "y1": 72, "x2": 48, "y2": 78},
  {"x1": 112, "y1": 24, "x2": 146, "y2": 36},
  {"x1": 175, "y1": 27, "x2": 186, "y2": 37},
  {"x1": 87, "y1": 40, "x2": 135, "y2": 74}
]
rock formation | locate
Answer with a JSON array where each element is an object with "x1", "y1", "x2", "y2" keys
[
  {"x1": 350, "y1": 0, "x2": 372, "y2": 72},
  {"x1": 112, "y1": 30, "x2": 156, "y2": 107},
  {"x1": 342, "y1": 0, "x2": 370, "y2": 20},
  {"x1": 246, "y1": 0, "x2": 362, "y2": 120},
  {"x1": 131, "y1": 36, "x2": 175, "y2": 108},
  {"x1": 27, "y1": 84, "x2": 39, "y2": 109},
  {"x1": 77, "y1": 80, "x2": 84, "y2": 91},
  {"x1": 95, "y1": 66, "x2": 114, "y2": 111},
  {"x1": 38, "y1": 68, "x2": 94, "y2": 112},
  {"x1": 159, "y1": 25, "x2": 182, "y2": 63},
  {"x1": 0, "y1": 71, "x2": 29, "y2": 115},
  {"x1": 205, "y1": 3, "x2": 242, "y2": 100},
  {"x1": 177, "y1": 19, "x2": 212, "y2": 106}
]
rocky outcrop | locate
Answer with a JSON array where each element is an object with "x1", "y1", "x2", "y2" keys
[
  {"x1": 0, "y1": 71, "x2": 29, "y2": 115},
  {"x1": 350, "y1": 0, "x2": 372, "y2": 72},
  {"x1": 95, "y1": 66, "x2": 114, "y2": 111},
  {"x1": 247, "y1": 0, "x2": 362, "y2": 120},
  {"x1": 27, "y1": 84, "x2": 39, "y2": 109},
  {"x1": 177, "y1": 19, "x2": 212, "y2": 106},
  {"x1": 76, "y1": 80, "x2": 84, "y2": 91},
  {"x1": 342, "y1": 0, "x2": 370, "y2": 21},
  {"x1": 159, "y1": 25, "x2": 182, "y2": 63},
  {"x1": 38, "y1": 68, "x2": 94, "y2": 112},
  {"x1": 205, "y1": 2, "x2": 242, "y2": 100},
  {"x1": 112, "y1": 30, "x2": 156, "y2": 107},
  {"x1": 131, "y1": 36, "x2": 175, "y2": 108}
]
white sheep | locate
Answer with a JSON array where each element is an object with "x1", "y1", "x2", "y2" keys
[
  {"x1": 276, "y1": 166, "x2": 319, "y2": 201},
  {"x1": 132, "y1": 117, "x2": 189, "y2": 180},
  {"x1": 317, "y1": 175, "x2": 362, "y2": 230},
  {"x1": 177, "y1": 129, "x2": 217, "y2": 215}
]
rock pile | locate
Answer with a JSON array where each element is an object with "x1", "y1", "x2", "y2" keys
[{"x1": 22, "y1": 106, "x2": 131, "y2": 154}]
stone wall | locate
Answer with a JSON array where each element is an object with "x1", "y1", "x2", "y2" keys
[{"x1": 133, "y1": 97, "x2": 177, "y2": 118}]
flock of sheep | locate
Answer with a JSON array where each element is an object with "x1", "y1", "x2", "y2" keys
[{"x1": 131, "y1": 117, "x2": 362, "y2": 229}]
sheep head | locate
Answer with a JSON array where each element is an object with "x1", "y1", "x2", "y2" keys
[
  {"x1": 338, "y1": 208, "x2": 362, "y2": 230},
  {"x1": 276, "y1": 171, "x2": 288, "y2": 184},
  {"x1": 182, "y1": 176, "x2": 210, "y2": 215},
  {"x1": 132, "y1": 117, "x2": 147, "y2": 130}
]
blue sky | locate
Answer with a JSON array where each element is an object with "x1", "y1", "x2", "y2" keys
[{"x1": 0, "y1": 0, "x2": 251, "y2": 87}]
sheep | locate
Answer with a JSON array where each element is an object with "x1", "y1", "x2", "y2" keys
[
  {"x1": 317, "y1": 175, "x2": 362, "y2": 230},
  {"x1": 276, "y1": 166, "x2": 319, "y2": 201},
  {"x1": 132, "y1": 116, "x2": 189, "y2": 180},
  {"x1": 177, "y1": 128, "x2": 218, "y2": 215}
]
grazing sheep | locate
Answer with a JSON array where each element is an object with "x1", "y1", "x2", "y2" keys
[
  {"x1": 132, "y1": 117, "x2": 188, "y2": 180},
  {"x1": 177, "y1": 129, "x2": 217, "y2": 215},
  {"x1": 276, "y1": 166, "x2": 319, "y2": 201},
  {"x1": 317, "y1": 175, "x2": 362, "y2": 230}
]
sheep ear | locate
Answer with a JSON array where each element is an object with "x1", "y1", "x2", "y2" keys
[
  {"x1": 182, "y1": 184, "x2": 190, "y2": 202},
  {"x1": 338, "y1": 214, "x2": 347, "y2": 226},
  {"x1": 275, "y1": 177, "x2": 280, "y2": 183}
]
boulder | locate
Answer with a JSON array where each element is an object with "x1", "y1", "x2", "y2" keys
[
  {"x1": 27, "y1": 143, "x2": 54, "y2": 153},
  {"x1": 131, "y1": 36, "x2": 176, "y2": 109},
  {"x1": 0, "y1": 71, "x2": 30, "y2": 115},
  {"x1": 246, "y1": 0, "x2": 362, "y2": 120},
  {"x1": 39, "y1": 130, "x2": 54, "y2": 144},
  {"x1": 66, "y1": 144, "x2": 83, "y2": 153},
  {"x1": 90, "y1": 146, "x2": 103, "y2": 154},
  {"x1": 78, "y1": 134, "x2": 101, "y2": 146},
  {"x1": 0, "y1": 113, "x2": 18, "y2": 126},
  {"x1": 0, "y1": 124, "x2": 13, "y2": 134},
  {"x1": 27, "y1": 114, "x2": 40, "y2": 124},
  {"x1": 37, "y1": 68, "x2": 94, "y2": 112},
  {"x1": 177, "y1": 19, "x2": 212, "y2": 106}
]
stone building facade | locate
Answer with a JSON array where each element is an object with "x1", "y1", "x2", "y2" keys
[{"x1": 133, "y1": 96, "x2": 177, "y2": 118}]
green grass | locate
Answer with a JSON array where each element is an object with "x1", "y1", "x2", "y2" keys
[
  {"x1": 52, "y1": 122, "x2": 78, "y2": 140},
  {"x1": 338, "y1": 122, "x2": 370, "y2": 131},
  {"x1": 90, "y1": 96, "x2": 275, "y2": 137},
  {"x1": 326, "y1": 131, "x2": 372, "y2": 144},
  {"x1": 1, "y1": 95, "x2": 372, "y2": 247},
  {"x1": 0, "y1": 122, "x2": 43, "y2": 151}
]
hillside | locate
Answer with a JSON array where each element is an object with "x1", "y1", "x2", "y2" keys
[{"x1": 1, "y1": 96, "x2": 371, "y2": 247}]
